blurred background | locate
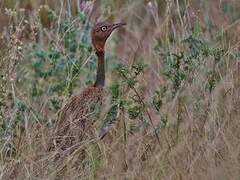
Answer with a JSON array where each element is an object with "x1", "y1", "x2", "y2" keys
[{"x1": 0, "y1": 0, "x2": 240, "y2": 179}]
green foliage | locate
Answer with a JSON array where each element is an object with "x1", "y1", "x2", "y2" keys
[
  {"x1": 128, "y1": 105, "x2": 143, "y2": 120},
  {"x1": 49, "y1": 97, "x2": 62, "y2": 111},
  {"x1": 152, "y1": 85, "x2": 167, "y2": 112},
  {"x1": 115, "y1": 63, "x2": 147, "y2": 121},
  {"x1": 132, "y1": 63, "x2": 148, "y2": 76},
  {"x1": 99, "y1": 62, "x2": 149, "y2": 136},
  {"x1": 110, "y1": 83, "x2": 120, "y2": 99},
  {"x1": 155, "y1": 34, "x2": 228, "y2": 96},
  {"x1": 162, "y1": 51, "x2": 186, "y2": 94},
  {"x1": 16, "y1": 10, "x2": 93, "y2": 115}
]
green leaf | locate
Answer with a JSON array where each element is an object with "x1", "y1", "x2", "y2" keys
[
  {"x1": 127, "y1": 78, "x2": 138, "y2": 88},
  {"x1": 128, "y1": 105, "x2": 143, "y2": 119}
]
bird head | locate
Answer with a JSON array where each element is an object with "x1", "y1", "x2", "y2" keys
[{"x1": 91, "y1": 21, "x2": 126, "y2": 53}]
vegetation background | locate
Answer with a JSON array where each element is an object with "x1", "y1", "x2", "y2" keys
[{"x1": 0, "y1": 0, "x2": 240, "y2": 179}]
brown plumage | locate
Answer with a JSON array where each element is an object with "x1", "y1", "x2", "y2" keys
[{"x1": 48, "y1": 21, "x2": 126, "y2": 154}]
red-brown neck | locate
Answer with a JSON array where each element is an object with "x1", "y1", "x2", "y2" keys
[{"x1": 94, "y1": 51, "x2": 105, "y2": 87}]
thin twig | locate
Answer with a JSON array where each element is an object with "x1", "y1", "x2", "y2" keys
[
  {"x1": 131, "y1": 84, "x2": 162, "y2": 147},
  {"x1": 121, "y1": 74, "x2": 162, "y2": 147}
]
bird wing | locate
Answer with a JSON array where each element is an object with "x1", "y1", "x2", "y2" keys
[{"x1": 48, "y1": 86, "x2": 104, "y2": 152}]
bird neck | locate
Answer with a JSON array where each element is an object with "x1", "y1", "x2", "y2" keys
[{"x1": 94, "y1": 51, "x2": 105, "y2": 87}]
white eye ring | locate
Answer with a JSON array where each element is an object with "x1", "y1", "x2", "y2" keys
[{"x1": 101, "y1": 26, "x2": 107, "y2": 31}]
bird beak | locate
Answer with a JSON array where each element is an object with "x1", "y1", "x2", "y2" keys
[{"x1": 112, "y1": 22, "x2": 126, "y2": 30}]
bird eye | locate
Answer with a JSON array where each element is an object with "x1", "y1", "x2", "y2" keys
[{"x1": 101, "y1": 26, "x2": 107, "y2": 32}]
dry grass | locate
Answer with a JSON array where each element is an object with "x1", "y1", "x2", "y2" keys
[{"x1": 0, "y1": 0, "x2": 240, "y2": 179}]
